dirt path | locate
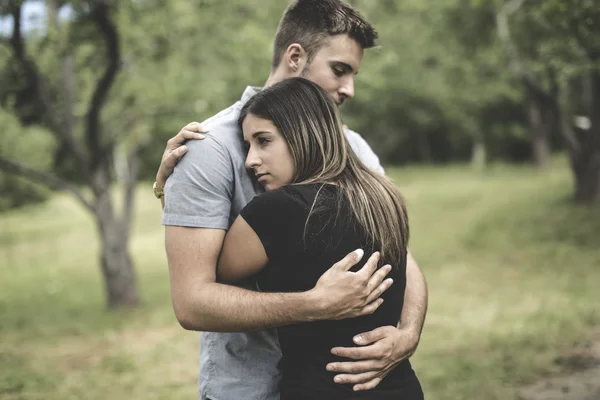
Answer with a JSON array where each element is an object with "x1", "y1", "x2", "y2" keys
[{"x1": 517, "y1": 333, "x2": 600, "y2": 400}]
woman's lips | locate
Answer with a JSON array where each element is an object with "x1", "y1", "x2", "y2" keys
[{"x1": 256, "y1": 173, "x2": 269, "y2": 183}]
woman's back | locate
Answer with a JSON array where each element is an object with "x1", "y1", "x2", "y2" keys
[{"x1": 240, "y1": 183, "x2": 422, "y2": 400}]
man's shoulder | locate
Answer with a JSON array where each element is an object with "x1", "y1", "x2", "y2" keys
[
  {"x1": 342, "y1": 128, "x2": 385, "y2": 175},
  {"x1": 200, "y1": 101, "x2": 244, "y2": 143},
  {"x1": 343, "y1": 127, "x2": 366, "y2": 143},
  {"x1": 178, "y1": 101, "x2": 245, "y2": 162}
]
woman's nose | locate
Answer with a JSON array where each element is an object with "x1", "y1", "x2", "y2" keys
[{"x1": 245, "y1": 147, "x2": 260, "y2": 169}]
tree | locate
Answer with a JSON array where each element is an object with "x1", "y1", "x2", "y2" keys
[
  {"x1": 495, "y1": 0, "x2": 600, "y2": 201},
  {"x1": 0, "y1": 0, "x2": 291, "y2": 308},
  {"x1": 0, "y1": 0, "x2": 139, "y2": 308},
  {"x1": 342, "y1": 0, "x2": 525, "y2": 166}
]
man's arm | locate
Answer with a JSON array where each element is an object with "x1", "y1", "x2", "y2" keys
[
  {"x1": 326, "y1": 128, "x2": 428, "y2": 390},
  {"x1": 326, "y1": 250, "x2": 428, "y2": 391},
  {"x1": 167, "y1": 225, "x2": 391, "y2": 332},
  {"x1": 398, "y1": 250, "x2": 428, "y2": 336}
]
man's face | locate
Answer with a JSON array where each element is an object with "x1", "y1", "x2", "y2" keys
[{"x1": 300, "y1": 34, "x2": 364, "y2": 106}]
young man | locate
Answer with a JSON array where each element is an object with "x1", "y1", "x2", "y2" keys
[{"x1": 159, "y1": 1, "x2": 428, "y2": 399}]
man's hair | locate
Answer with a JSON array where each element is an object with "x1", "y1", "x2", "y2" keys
[{"x1": 271, "y1": 0, "x2": 378, "y2": 69}]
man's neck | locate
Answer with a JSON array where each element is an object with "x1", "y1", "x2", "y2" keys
[{"x1": 264, "y1": 68, "x2": 297, "y2": 88}]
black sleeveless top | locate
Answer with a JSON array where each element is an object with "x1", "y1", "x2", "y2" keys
[{"x1": 240, "y1": 183, "x2": 422, "y2": 400}]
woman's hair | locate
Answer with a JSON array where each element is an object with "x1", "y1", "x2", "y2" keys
[{"x1": 238, "y1": 77, "x2": 409, "y2": 266}]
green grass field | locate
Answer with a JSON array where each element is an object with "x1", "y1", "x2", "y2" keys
[{"x1": 1, "y1": 158, "x2": 599, "y2": 400}]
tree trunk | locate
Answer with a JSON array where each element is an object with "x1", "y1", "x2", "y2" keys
[
  {"x1": 471, "y1": 138, "x2": 487, "y2": 171},
  {"x1": 94, "y1": 168, "x2": 139, "y2": 308},
  {"x1": 96, "y1": 211, "x2": 139, "y2": 308},
  {"x1": 572, "y1": 71, "x2": 600, "y2": 202},
  {"x1": 559, "y1": 72, "x2": 600, "y2": 203},
  {"x1": 528, "y1": 96, "x2": 551, "y2": 168},
  {"x1": 416, "y1": 132, "x2": 432, "y2": 163},
  {"x1": 570, "y1": 148, "x2": 600, "y2": 203}
]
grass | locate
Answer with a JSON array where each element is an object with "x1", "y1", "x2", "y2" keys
[{"x1": 1, "y1": 156, "x2": 599, "y2": 399}]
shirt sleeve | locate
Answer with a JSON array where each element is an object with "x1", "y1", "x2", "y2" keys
[
  {"x1": 162, "y1": 135, "x2": 234, "y2": 229},
  {"x1": 239, "y1": 187, "x2": 304, "y2": 262},
  {"x1": 343, "y1": 128, "x2": 385, "y2": 175}
]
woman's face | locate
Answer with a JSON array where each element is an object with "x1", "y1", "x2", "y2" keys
[{"x1": 242, "y1": 113, "x2": 295, "y2": 191}]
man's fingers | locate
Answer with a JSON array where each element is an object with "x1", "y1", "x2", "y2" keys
[
  {"x1": 365, "y1": 276, "x2": 393, "y2": 305},
  {"x1": 331, "y1": 342, "x2": 380, "y2": 361},
  {"x1": 356, "y1": 251, "x2": 380, "y2": 279},
  {"x1": 327, "y1": 359, "x2": 380, "y2": 374},
  {"x1": 332, "y1": 370, "x2": 380, "y2": 385},
  {"x1": 358, "y1": 298, "x2": 383, "y2": 317},
  {"x1": 333, "y1": 249, "x2": 364, "y2": 272},
  {"x1": 353, "y1": 376, "x2": 383, "y2": 391},
  {"x1": 352, "y1": 325, "x2": 389, "y2": 346}
]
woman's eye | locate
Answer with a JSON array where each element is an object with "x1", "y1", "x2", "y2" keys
[
  {"x1": 333, "y1": 68, "x2": 344, "y2": 77},
  {"x1": 257, "y1": 137, "x2": 269, "y2": 145}
]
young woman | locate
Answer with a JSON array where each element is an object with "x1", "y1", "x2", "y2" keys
[{"x1": 217, "y1": 77, "x2": 423, "y2": 399}]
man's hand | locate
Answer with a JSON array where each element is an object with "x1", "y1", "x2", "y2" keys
[
  {"x1": 308, "y1": 250, "x2": 393, "y2": 321},
  {"x1": 156, "y1": 122, "x2": 208, "y2": 186},
  {"x1": 326, "y1": 325, "x2": 419, "y2": 391}
]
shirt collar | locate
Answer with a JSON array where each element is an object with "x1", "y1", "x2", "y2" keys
[{"x1": 240, "y1": 86, "x2": 263, "y2": 106}]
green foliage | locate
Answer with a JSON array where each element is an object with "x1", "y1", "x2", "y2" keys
[
  {"x1": 340, "y1": 0, "x2": 529, "y2": 163},
  {"x1": 1, "y1": 0, "x2": 598, "y2": 182},
  {"x1": 114, "y1": 0, "x2": 282, "y2": 179},
  {"x1": 0, "y1": 109, "x2": 54, "y2": 210}
]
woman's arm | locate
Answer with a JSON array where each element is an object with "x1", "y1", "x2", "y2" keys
[{"x1": 217, "y1": 215, "x2": 269, "y2": 282}]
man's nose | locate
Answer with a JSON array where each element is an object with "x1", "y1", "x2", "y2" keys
[{"x1": 339, "y1": 77, "x2": 355, "y2": 100}]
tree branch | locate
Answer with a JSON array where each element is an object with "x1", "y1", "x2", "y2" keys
[
  {"x1": 557, "y1": 82, "x2": 580, "y2": 154},
  {"x1": 47, "y1": 0, "x2": 77, "y2": 148},
  {"x1": 504, "y1": 0, "x2": 526, "y2": 16},
  {"x1": 0, "y1": 156, "x2": 95, "y2": 213},
  {"x1": 122, "y1": 145, "x2": 140, "y2": 236},
  {"x1": 6, "y1": 2, "x2": 89, "y2": 171},
  {"x1": 495, "y1": 0, "x2": 547, "y2": 96},
  {"x1": 86, "y1": 3, "x2": 121, "y2": 169}
]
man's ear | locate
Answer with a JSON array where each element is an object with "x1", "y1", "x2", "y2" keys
[{"x1": 284, "y1": 43, "x2": 308, "y2": 74}]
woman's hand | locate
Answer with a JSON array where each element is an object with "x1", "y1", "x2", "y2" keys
[{"x1": 156, "y1": 122, "x2": 208, "y2": 187}]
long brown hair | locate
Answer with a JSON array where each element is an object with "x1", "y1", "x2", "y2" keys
[{"x1": 239, "y1": 78, "x2": 409, "y2": 266}]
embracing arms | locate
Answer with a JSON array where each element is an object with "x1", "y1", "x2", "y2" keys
[
  {"x1": 159, "y1": 122, "x2": 428, "y2": 389},
  {"x1": 166, "y1": 224, "x2": 389, "y2": 332},
  {"x1": 162, "y1": 124, "x2": 391, "y2": 332},
  {"x1": 327, "y1": 251, "x2": 428, "y2": 390}
]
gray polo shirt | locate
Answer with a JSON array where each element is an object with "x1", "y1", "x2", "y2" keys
[{"x1": 163, "y1": 86, "x2": 384, "y2": 400}]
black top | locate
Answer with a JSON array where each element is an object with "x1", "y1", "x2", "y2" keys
[{"x1": 240, "y1": 184, "x2": 422, "y2": 400}]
